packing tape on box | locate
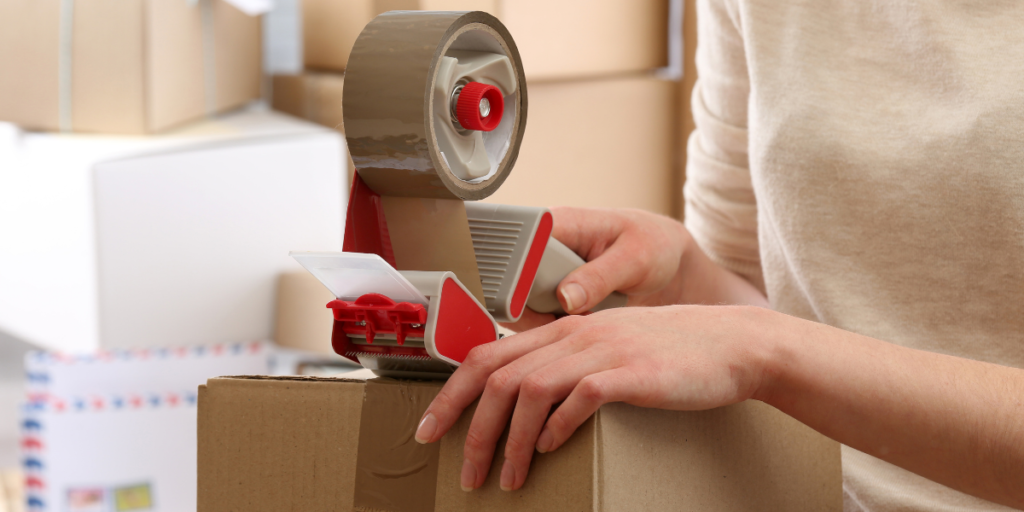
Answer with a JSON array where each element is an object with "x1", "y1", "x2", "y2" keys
[
  {"x1": 353, "y1": 379, "x2": 442, "y2": 512},
  {"x1": 343, "y1": 10, "x2": 528, "y2": 201}
]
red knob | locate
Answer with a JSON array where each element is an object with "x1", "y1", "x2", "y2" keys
[{"x1": 456, "y1": 82, "x2": 504, "y2": 131}]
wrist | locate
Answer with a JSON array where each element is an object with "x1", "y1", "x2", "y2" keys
[{"x1": 748, "y1": 309, "x2": 800, "y2": 406}]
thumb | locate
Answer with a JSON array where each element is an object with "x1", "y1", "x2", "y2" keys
[{"x1": 557, "y1": 243, "x2": 644, "y2": 314}]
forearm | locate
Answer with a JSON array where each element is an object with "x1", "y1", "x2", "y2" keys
[{"x1": 757, "y1": 313, "x2": 1024, "y2": 508}]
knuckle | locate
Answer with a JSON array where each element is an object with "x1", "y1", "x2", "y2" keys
[
  {"x1": 464, "y1": 344, "x2": 497, "y2": 370},
  {"x1": 486, "y1": 368, "x2": 518, "y2": 396},
  {"x1": 577, "y1": 376, "x2": 607, "y2": 404},
  {"x1": 503, "y1": 433, "x2": 529, "y2": 458},
  {"x1": 546, "y1": 410, "x2": 572, "y2": 437},
  {"x1": 520, "y1": 374, "x2": 551, "y2": 401},
  {"x1": 430, "y1": 389, "x2": 454, "y2": 412},
  {"x1": 463, "y1": 427, "x2": 490, "y2": 454}
]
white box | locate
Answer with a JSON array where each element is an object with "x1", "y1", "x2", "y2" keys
[{"x1": 0, "y1": 108, "x2": 346, "y2": 352}]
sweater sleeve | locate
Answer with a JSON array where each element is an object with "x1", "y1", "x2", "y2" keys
[{"x1": 683, "y1": 0, "x2": 764, "y2": 291}]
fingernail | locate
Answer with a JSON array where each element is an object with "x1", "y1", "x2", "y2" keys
[
  {"x1": 560, "y1": 283, "x2": 586, "y2": 313},
  {"x1": 499, "y1": 460, "x2": 515, "y2": 491},
  {"x1": 460, "y1": 459, "x2": 477, "y2": 492},
  {"x1": 536, "y1": 429, "x2": 553, "y2": 453},
  {"x1": 415, "y1": 413, "x2": 437, "y2": 444}
]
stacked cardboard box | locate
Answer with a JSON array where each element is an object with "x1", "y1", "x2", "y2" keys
[{"x1": 0, "y1": 0, "x2": 263, "y2": 134}]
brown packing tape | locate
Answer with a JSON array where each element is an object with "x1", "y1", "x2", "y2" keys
[
  {"x1": 354, "y1": 379, "x2": 442, "y2": 512},
  {"x1": 343, "y1": 10, "x2": 527, "y2": 201},
  {"x1": 380, "y1": 196, "x2": 486, "y2": 304}
]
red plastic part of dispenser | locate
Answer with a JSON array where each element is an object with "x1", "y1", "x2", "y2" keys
[
  {"x1": 431, "y1": 277, "x2": 499, "y2": 364},
  {"x1": 329, "y1": 293, "x2": 430, "y2": 363},
  {"x1": 343, "y1": 173, "x2": 396, "y2": 267},
  {"x1": 509, "y1": 212, "x2": 553, "y2": 319},
  {"x1": 329, "y1": 294, "x2": 427, "y2": 345},
  {"x1": 456, "y1": 82, "x2": 504, "y2": 131}
]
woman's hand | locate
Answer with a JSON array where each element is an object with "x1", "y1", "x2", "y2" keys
[
  {"x1": 414, "y1": 304, "x2": 784, "y2": 491},
  {"x1": 506, "y1": 207, "x2": 768, "y2": 332}
]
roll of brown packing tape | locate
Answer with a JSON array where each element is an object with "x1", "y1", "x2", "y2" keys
[{"x1": 343, "y1": 11, "x2": 528, "y2": 200}]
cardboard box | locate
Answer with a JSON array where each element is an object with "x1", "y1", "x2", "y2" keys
[
  {"x1": 302, "y1": 0, "x2": 669, "y2": 81},
  {"x1": 272, "y1": 72, "x2": 346, "y2": 133},
  {"x1": 0, "y1": 0, "x2": 261, "y2": 134},
  {"x1": 0, "y1": 109, "x2": 346, "y2": 353},
  {"x1": 198, "y1": 376, "x2": 842, "y2": 511},
  {"x1": 484, "y1": 74, "x2": 680, "y2": 217},
  {"x1": 273, "y1": 271, "x2": 337, "y2": 354}
]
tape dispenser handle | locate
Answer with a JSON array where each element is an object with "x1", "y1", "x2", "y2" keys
[{"x1": 526, "y1": 238, "x2": 628, "y2": 316}]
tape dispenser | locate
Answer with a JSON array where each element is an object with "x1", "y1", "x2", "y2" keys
[{"x1": 293, "y1": 11, "x2": 625, "y2": 378}]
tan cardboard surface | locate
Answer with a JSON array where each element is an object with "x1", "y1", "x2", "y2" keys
[
  {"x1": 302, "y1": 0, "x2": 667, "y2": 81},
  {"x1": 198, "y1": 376, "x2": 842, "y2": 511},
  {"x1": 272, "y1": 72, "x2": 346, "y2": 133},
  {"x1": 0, "y1": 0, "x2": 60, "y2": 129},
  {"x1": 303, "y1": 0, "x2": 377, "y2": 71},
  {"x1": 500, "y1": 0, "x2": 669, "y2": 82},
  {"x1": 380, "y1": 197, "x2": 486, "y2": 304},
  {"x1": 148, "y1": 0, "x2": 206, "y2": 133},
  {"x1": 212, "y1": 0, "x2": 262, "y2": 114},
  {"x1": 72, "y1": 0, "x2": 146, "y2": 133},
  {"x1": 274, "y1": 271, "x2": 337, "y2": 354},
  {"x1": 197, "y1": 376, "x2": 365, "y2": 512},
  {"x1": 484, "y1": 74, "x2": 679, "y2": 217},
  {"x1": 0, "y1": 0, "x2": 260, "y2": 134},
  {"x1": 597, "y1": 401, "x2": 842, "y2": 510}
]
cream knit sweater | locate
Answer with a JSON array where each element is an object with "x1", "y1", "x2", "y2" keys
[{"x1": 683, "y1": 0, "x2": 1024, "y2": 510}]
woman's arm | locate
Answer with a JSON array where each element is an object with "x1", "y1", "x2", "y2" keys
[
  {"x1": 763, "y1": 315, "x2": 1024, "y2": 508},
  {"x1": 415, "y1": 306, "x2": 1024, "y2": 508}
]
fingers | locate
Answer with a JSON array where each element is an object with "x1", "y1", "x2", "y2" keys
[
  {"x1": 456, "y1": 322, "x2": 591, "y2": 490},
  {"x1": 416, "y1": 317, "x2": 581, "y2": 446},
  {"x1": 500, "y1": 349, "x2": 618, "y2": 491},
  {"x1": 539, "y1": 368, "x2": 642, "y2": 453},
  {"x1": 548, "y1": 207, "x2": 666, "y2": 314},
  {"x1": 558, "y1": 244, "x2": 649, "y2": 314},
  {"x1": 547, "y1": 206, "x2": 620, "y2": 255}
]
